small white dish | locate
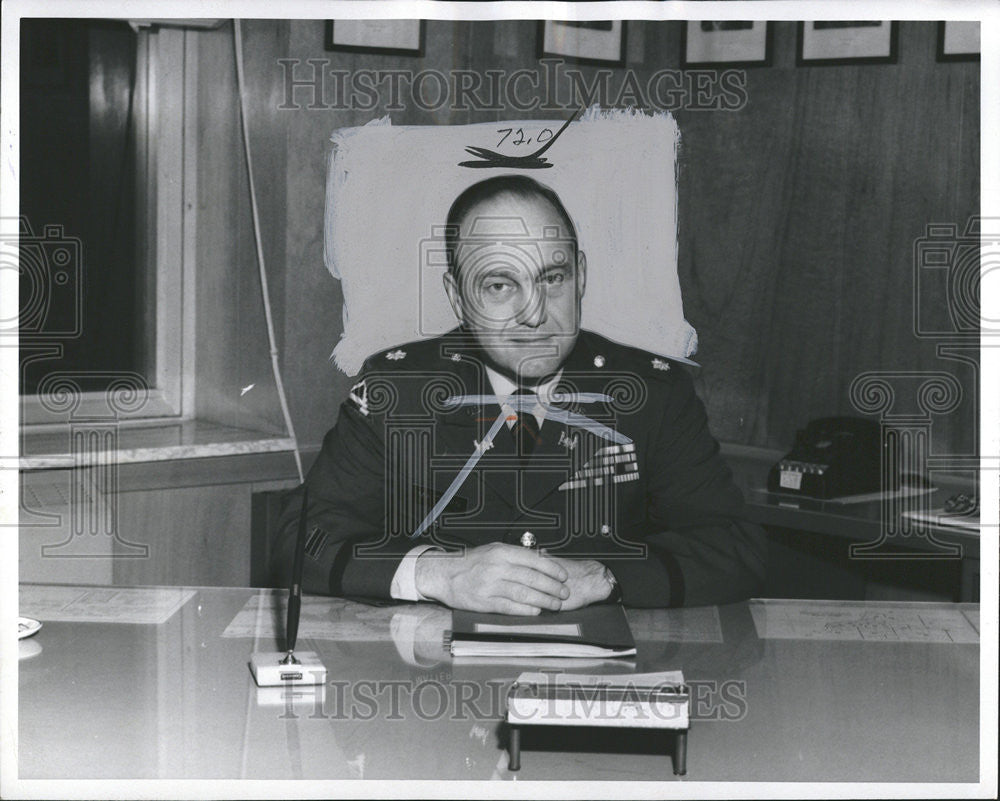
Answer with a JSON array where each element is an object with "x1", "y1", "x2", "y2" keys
[{"x1": 18, "y1": 617, "x2": 42, "y2": 640}]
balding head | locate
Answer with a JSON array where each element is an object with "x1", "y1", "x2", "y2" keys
[
  {"x1": 444, "y1": 175, "x2": 578, "y2": 278},
  {"x1": 441, "y1": 176, "x2": 587, "y2": 383}
]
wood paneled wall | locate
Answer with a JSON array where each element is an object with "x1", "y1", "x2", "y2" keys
[
  {"x1": 194, "y1": 20, "x2": 979, "y2": 461},
  {"x1": 671, "y1": 22, "x2": 979, "y2": 457},
  {"x1": 194, "y1": 24, "x2": 290, "y2": 436}
]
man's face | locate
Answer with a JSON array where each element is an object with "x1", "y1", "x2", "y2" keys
[{"x1": 443, "y1": 194, "x2": 587, "y2": 383}]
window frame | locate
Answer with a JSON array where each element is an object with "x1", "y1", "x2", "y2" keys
[{"x1": 20, "y1": 26, "x2": 196, "y2": 427}]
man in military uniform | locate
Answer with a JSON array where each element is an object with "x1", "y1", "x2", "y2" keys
[{"x1": 272, "y1": 175, "x2": 765, "y2": 612}]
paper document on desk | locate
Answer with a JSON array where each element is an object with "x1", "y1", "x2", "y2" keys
[
  {"x1": 19, "y1": 585, "x2": 195, "y2": 625},
  {"x1": 902, "y1": 508, "x2": 979, "y2": 532},
  {"x1": 625, "y1": 605, "x2": 723, "y2": 643},
  {"x1": 222, "y1": 593, "x2": 399, "y2": 641},
  {"x1": 452, "y1": 655, "x2": 637, "y2": 670},
  {"x1": 750, "y1": 599, "x2": 979, "y2": 643}
]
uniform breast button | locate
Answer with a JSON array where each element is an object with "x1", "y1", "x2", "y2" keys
[
  {"x1": 593, "y1": 355, "x2": 605, "y2": 368},
  {"x1": 600, "y1": 524, "x2": 611, "y2": 535},
  {"x1": 520, "y1": 531, "x2": 537, "y2": 548}
]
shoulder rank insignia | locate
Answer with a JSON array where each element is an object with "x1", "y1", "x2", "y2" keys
[
  {"x1": 348, "y1": 378, "x2": 369, "y2": 416},
  {"x1": 651, "y1": 358, "x2": 671, "y2": 372},
  {"x1": 386, "y1": 349, "x2": 406, "y2": 361}
]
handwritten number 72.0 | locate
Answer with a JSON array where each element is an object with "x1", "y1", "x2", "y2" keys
[{"x1": 495, "y1": 128, "x2": 554, "y2": 148}]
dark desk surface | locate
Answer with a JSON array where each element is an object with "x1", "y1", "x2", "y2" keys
[
  {"x1": 722, "y1": 443, "x2": 980, "y2": 559},
  {"x1": 18, "y1": 584, "x2": 980, "y2": 785}
]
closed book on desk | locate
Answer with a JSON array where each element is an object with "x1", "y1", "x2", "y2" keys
[{"x1": 450, "y1": 604, "x2": 637, "y2": 658}]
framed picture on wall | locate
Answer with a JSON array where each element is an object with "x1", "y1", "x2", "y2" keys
[
  {"x1": 538, "y1": 20, "x2": 626, "y2": 67},
  {"x1": 937, "y1": 21, "x2": 980, "y2": 62},
  {"x1": 324, "y1": 19, "x2": 425, "y2": 56},
  {"x1": 797, "y1": 21, "x2": 899, "y2": 65},
  {"x1": 681, "y1": 21, "x2": 773, "y2": 68}
]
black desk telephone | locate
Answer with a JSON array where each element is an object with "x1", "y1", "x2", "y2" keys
[{"x1": 767, "y1": 416, "x2": 893, "y2": 500}]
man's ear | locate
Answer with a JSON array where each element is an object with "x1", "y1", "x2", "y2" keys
[
  {"x1": 576, "y1": 250, "x2": 587, "y2": 300},
  {"x1": 443, "y1": 271, "x2": 464, "y2": 322}
]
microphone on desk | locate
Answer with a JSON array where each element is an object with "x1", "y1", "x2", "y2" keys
[{"x1": 249, "y1": 485, "x2": 328, "y2": 688}]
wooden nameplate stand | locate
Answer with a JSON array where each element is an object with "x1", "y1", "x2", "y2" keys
[{"x1": 505, "y1": 671, "x2": 690, "y2": 775}]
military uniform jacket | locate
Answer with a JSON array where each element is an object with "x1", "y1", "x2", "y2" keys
[{"x1": 271, "y1": 328, "x2": 766, "y2": 608}]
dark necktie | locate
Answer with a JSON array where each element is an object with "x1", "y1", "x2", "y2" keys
[{"x1": 509, "y1": 389, "x2": 541, "y2": 463}]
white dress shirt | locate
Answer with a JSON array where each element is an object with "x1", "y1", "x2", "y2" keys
[{"x1": 486, "y1": 365, "x2": 562, "y2": 430}]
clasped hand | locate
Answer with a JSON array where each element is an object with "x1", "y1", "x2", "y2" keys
[{"x1": 414, "y1": 542, "x2": 612, "y2": 615}]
